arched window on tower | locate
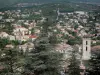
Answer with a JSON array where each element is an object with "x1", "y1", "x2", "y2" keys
[{"x1": 86, "y1": 46, "x2": 88, "y2": 51}]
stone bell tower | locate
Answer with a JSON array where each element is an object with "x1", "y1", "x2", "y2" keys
[{"x1": 82, "y1": 36, "x2": 91, "y2": 60}]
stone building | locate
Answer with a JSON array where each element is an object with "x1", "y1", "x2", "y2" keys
[{"x1": 82, "y1": 37, "x2": 91, "y2": 60}]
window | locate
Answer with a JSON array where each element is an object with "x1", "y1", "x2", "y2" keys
[{"x1": 86, "y1": 47, "x2": 88, "y2": 51}]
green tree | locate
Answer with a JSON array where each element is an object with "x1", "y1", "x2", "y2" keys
[
  {"x1": 2, "y1": 22, "x2": 14, "y2": 34},
  {"x1": 67, "y1": 36, "x2": 82, "y2": 45},
  {"x1": 0, "y1": 38, "x2": 10, "y2": 48},
  {"x1": 0, "y1": 48, "x2": 24, "y2": 75},
  {"x1": 88, "y1": 50, "x2": 100, "y2": 75},
  {"x1": 23, "y1": 36, "x2": 63, "y2": 75},
  {"x1": 68, "y1": 48, "x2": 80, "y2": 75},
  {"x1": 67, "y1": 38, "x2": 77, "y2": 45},
  {"x1": 49, "y1": 34, "x2": 60, "y2": 45},
  {"x1": 23, "y1": 18, "x2": 63, "y2": 75},
  {"x1": 41, "y1": 20, "x2": 54, "y2": 36}
]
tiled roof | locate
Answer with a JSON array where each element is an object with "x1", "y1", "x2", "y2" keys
[
  {"x1": 92, "y1": 45, "x2": 100, "y2": 51},
  {"x1": 29, "y1": 35, "x2": 37, "y2": 38}
]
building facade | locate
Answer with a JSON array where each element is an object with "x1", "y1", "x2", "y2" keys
[{"x1": 82, "y1": 37, "x2": 91, "y2": 60}]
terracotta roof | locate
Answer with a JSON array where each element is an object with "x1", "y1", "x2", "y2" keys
[
  {"x1": 92, "y1": 45, "x2": 100, "y2": 51},
  {"x1": 29, "y1": 35, "x2": 37, "y2": 38}
]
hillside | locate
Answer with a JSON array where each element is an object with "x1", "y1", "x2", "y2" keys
[{"x1": 0, "y1": 0, "x2": 100, "y2": 8}]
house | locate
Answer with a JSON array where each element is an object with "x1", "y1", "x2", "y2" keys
[
  {"x1": 21, "y1": 14, "x2": 29, "y2": 18},
  {"x1": 34, "y1": 29, "x2": 40, "y2": 34},
  {"x1": 5, "y1": 19, "x2": 15, "y2": 22},
  {"x1": 13, "y1": 26, "x2": 29, "y2": 36},
  {"x1": 55, "y1": 43, "x2": 74, "y2": 68},
  {"x1": 28, "y1": 22, "x2": 37, "y2": 29},
  {"x1": 34, "y1": 12, "x2": 41, "y2": 15},
  {"x1": 74, "y1": 11, "x2": 87, "y2": 15},
  {"x1": 0, "y1": 16, "x2": 3, "y2": 20},
  {"x1": 0, "y1": 32, "x2": 9, "y2": 38},
  {"x1": 18, "y1": 42, "x2": 34, "y2": 52},
  {"x1": 78, "y1": 29, "x2": 87, "y2": 37},
  {"x1": 13, "y1": 26, "x2": 31, "y2": 41},
  {"x1": 92, "y1": 45, "x2": 100, "y2": 51},
  {"x1": 55, "y1": 43, "x2": 73, "y2": 59},
  {"x1": 0, "y1": 12, "x2": 4, "y2": 15},
  {"x1": 8, "y1": 35, "x2": 16, "y2": 40},
  {"x1": 92, "y1": 40, "x2": 97, "y2": 44},
  {"x1": 29, "y1": 35, "x2": 37, "y2": 42},
  {"x1": 5, "y1": 44, "x2": 14, "y2": 49}
]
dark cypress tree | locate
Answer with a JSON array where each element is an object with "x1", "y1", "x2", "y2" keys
[
  {"x1": 88, "y1": 50, "x2": 100, "y2": 75},
  {"x1": 24, "y1": 36, "x2": 63, "y2": 75},
  {"x1": 24, "y1": 19, "x2": 63, "y2": 75},
  {"x1": 68, "y1": 49, "x2": 80, "y2": 75}
]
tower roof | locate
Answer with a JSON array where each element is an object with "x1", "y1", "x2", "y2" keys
[{"x1": 83, "y1": 35, "x2": 91, "y2": 38}]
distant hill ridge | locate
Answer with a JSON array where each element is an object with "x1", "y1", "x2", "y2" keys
[
  {"x1": 0, "y1": 0, "x2": 100, "y2": 8},
  {"x1": 20, "y1": 0, "x2": 100, "y2": 3}
]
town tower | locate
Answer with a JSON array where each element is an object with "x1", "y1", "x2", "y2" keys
[{"x1": 82, "y1": 37, "x2": 91, "y2": 60}]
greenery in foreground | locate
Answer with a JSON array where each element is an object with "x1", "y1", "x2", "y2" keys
[
  {"x1": 68, "y1": 47, "x2": 80, "y2": 75},
  {"x1": 23, "y1": 36, "x2": 63, "y2": 75},
  {"x1": 87, "y1": 50, "x2": 100, "y2": 75},
  {"x1": 0, "y1": 21, "x2": 63, "y2": 75}
]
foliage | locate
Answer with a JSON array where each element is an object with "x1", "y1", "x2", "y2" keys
[
  {"x1": 0, "y1": 48, "x2": 24, "y2": 75},
  {"x1": 0, "y1": 38, "x2": 10, "y2": 48},
  {"x1": 92, "y1": 41, "x2": 100, "y2": 46},
  {"x1": 23, "y1": 19, "x2": 63, "y2": 75},
  {"x1": 31, "y1": 28, "x2": 35, "y2": 34},
  {"x1": 24, "y1": 36, "x2": 63, "y2": 75},
  {"x1": 23, "y1": 15, "x2": 42, "y2": 20},
  {"x1": 68, "y1": 48, "x2": 80, "y2": 75},
  {"x1": 49, "y1": 34, "x2": 62, "y2": 45},
  {"x1": 2, "y1": 22, "x2": 14, "y2": 34},
  {"x1": 88, "y1": 51, "x2": 100, "y2": 75},
  {"x1": 67, "y1": 37, "x2": 82, "y2": 45}
]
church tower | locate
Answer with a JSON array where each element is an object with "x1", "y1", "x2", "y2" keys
[{"x1": 82, "y1": 37, "x2": 91, "y2": 60}]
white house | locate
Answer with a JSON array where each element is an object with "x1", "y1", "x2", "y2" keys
[
  {"x1": 0, "y1": 32, "x2": 9, "y2": 38},
  {"x1": 13, "y1": 26, "x2": 29, "y2": 36},
  {"x1": 8, "y1": 35, "x2": 16, "y2": 40},
  {"x1": 18, "y1": 42, "x2": 34, "y2": 52}
]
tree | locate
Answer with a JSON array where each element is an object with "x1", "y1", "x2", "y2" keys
[
  {"x1": 67, "y1": 38, "x2": 77, "y2": 45},
  {"x1": 0, "y1": 48, "x2": 24, "y2": 75},
  {"x1": 88, "y1": 50, "x2": 100, "y2": 75},
  {"x1": 3, "y1": 22, "x2": 14, "y2": 34},
  {"x1": 49, "y1": 34, "x2": 60, "y2": 45},
  {"x1": 68, "y1": 48, "x2": 80, "y2": 75},
  {"x1": 41, "y1": 20, "x2": 54, "y2": 36},
  {"x1": 23, "y1": 36, "x2": 63, "y2": 75},
  {"x1": 67, "y1": 36, "x2": 82, "y2": 45},
  {"x1": 23, "y1": 18, "x2": 63, "y2": 75},
  {"x1": 0, "y1": 38, "x2": 10, "y2": 48}
]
